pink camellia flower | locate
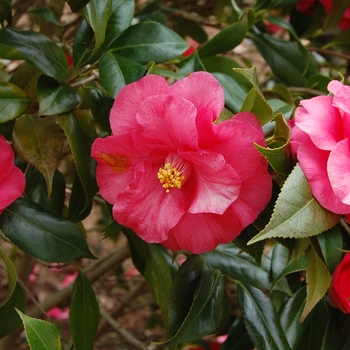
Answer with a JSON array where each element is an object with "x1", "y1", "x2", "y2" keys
[
  {"x1": 328, "y1": 252, "x2": 350, "y2": 314},
  {"x1": 0, "y1": 135, "x2": 25, "y2": 214},
  {"x1": 291, "y1": 80, "x2": 350, "y2": 216},
  {"x1": 91, "y1": 72, "x2": 271, "y2": 254},
  {"x1": 320, "y1": 0, "x2": 350, "y2": 31}
]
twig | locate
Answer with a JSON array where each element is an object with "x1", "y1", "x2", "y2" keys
[
  {"x1": 99, "y1": 306, "x2": 149, "y2": 350},
  {"x1": 308, "y1": 46, "x2": 350, "y2": 61},
  {"x1": 70, "y1": 71, "x2": 99, "y2": 88},
  {"x1": 288, "y1": 87, "x2": 326, "y2": 96}
]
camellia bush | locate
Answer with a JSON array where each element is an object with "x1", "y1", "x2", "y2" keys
[{"x1": 1, "y1": 0, "x2": 350, "y2": 349}]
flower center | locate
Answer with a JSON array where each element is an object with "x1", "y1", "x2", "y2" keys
[{"x1": 157, "y1": 163, "x2": 185, "y2": 193}]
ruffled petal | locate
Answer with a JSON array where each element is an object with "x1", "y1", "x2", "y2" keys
[
  {"x1": 0, "y1": 166, "x2": 25, "y2": 213},
  {"x1": 327, "y1": 138, "x2": 350, "y2": 205},
  {"x1": 135, "y1": 94, "x2": 198, "y2": 153},
  {"x1": 113, "y1": 162, "x2": 192, "y2": 242},
  {"x1": 329, "y1": 81, "x2": 350, "y2": 115},
  {"x1": 169, "y1": 71, "x2": 224, "y2": 120},
  {"x1": 180, "y1": 150, "x2": 241, "y2": 214},
  {"x1": 297, "y1": 138, "x2": 350, "y2": 214},
  {"x1": 295, "y1": 97, "x2": 344, "y2": 150},
  {"x1": 110, "y1": 75, "x2": 169, "y2": 135},
  {"x1": 0, "y1": 135, "x2": 15, "y2": 182}
]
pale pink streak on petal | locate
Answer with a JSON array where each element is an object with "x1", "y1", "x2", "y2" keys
[
  {"x1": 295, "y1": 97, "x2": 344, "y2": 150},
  {"x1": 110, "y1": 75, "x2": 169, "y2": 135},
  {"x1": 169, "y1": 71, "x2": 225, "y2": 119},
  {"x1": 135, "y1": 94, "x2": 198, "y2": 152},
  {"x1": 113, "y1": 162, "x2": 192, "y2": 242},
  {"x1": 328, "y1": 138, "x2": 350, "y2": 205},
  {"x1": 180, "y1": 150, "x2": 241, "y2": 215}
]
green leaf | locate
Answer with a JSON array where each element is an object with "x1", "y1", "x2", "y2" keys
[
  {"x1": 0, "y1": 247, "x2": 26, "y2": 338},
  {"x1": 255, "y1": 113, "x2": 294, "y2": 175},
  {"x1": 250, "y1": 31, "x2": 317, "y2": 86},
  {"x1": 72, "y1": 19, "x2": 95, "y2": 68},
  {"x1": 248, "y1": 164, "x2": 341, "y2": 244},
  {"x1": 233, "y1": 66, "x2": 273, "y2": 125},
  {"x1": 0, "y1": 198, "x2": 96, "y2": 262},
  {"x1": 178, "y1": 51, "x2": 205, "y2": 76},
  {"x1": 168, "y1": 269, "x2": 228, "y2": 347},
  {"x1": 66, "y1": 0, "x2": 90, "y2": 12},
  {"x1": 301, "y1": 245, "x2": 331, "y2": 322},
  {"x1": 29, "y1": 7, "x2": 62, "y2": 27},
  {"x1": 108, "y1": 21, "x2": 188, "y2": 64},
  {"x1": 238, "y1": 282, "x2": 292, "y2": 350},
  {"x1": 99, "y1": 52, "x2": 146, "y2": 97},
  {"x1": 17, "y1": 310, "x2": 62, "y2": 350},
  {"x1": 70, "y1": 270, "x2": 99, "y2": 350},
  {"x1": 144, "y1": 244, "x2": 173, "y2": 330},
  {"x1": 89, "y1": 88, "x2": 113, "y2": 132},
  {"x1": 221, "y1": 316, "x2": 254, "y2": 350},
  {"x1": 37, "y1": 75, "x2": 80, "y2": 116},
  {"x1": 25, "y1": 166, "x2": 66, "y2": 214},
  {"x1": 323, "y1": 0, "x2": 350, "y2": 31},
  {"x1": 320, "y1": 308, "x2": 340, "y2": 350},
  {"x1": 58, "y1": 110, "x2": 98, "y2": 212},
  {"x1": 280, "y1": 286, "x2": 310, "y2": 349},
  {"x1": 0, "y1": 82, "x2": 30, "y2": 123},
  {"x1": 198, "y1": 19, "x2": 247, "y2": 58},
  {"x1": 203, "y1": 243, "x2": 271, "y2": 290},
  {"x1": 9, "y1": 63, "x2": 41, "y2": 101},
  {"x1": 13, "y1": 114, "x2": 64, "y2": 197},
  {"x1": 83, "y1": 0, "x2": 112, "y2": 54},
  {"x1": 0, "y1": 28, "x2": 68, "y2": 81}
]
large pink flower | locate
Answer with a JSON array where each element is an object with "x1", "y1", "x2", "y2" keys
[
  {"x1": 92, "y1": 72, "x2": 271, "y2": 253},
  {"x1": 0, "y1": 135, "x2": 26, "y2": 214},
  {"x1": 291, "y1": 80, "x2": 350, "y2": 215},
  {"x1": 328, "y1": 252, "x2": 350, "y2": 314}
]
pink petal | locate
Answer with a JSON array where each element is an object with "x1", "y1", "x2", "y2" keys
[
  {"x1": 113, "y1": 162, "x2": 192, "y2": 242},
  {"x1": 110, "y1": 75, "x2": 169, "y2": 135},
  {"x1": 0, "y1": 166, "x2": 25, "y2": 212},
  {"x1": 135, "y1": 94, "x2": 198, "y2": 152},
  {"x1": 327, "y1": 138, "x2": 350, "y2": 205},
  {"x1": 0, "y1": 135, "x2": 15, "y2": 182},
  {"x1": 91, "y1": 134, "x2": 144, "y2": 203},
  {"x1": 169, "y1": 72, "x2": 225, "y2": 120},
  {"x1": 180, "y1": 150, "x2": 241, "y2": 215},
  {"x1": 297, "y1": 138, "x2": 350, "y2": 214},
  {"x1": 295, "y1": 96, "x2": 344, "y2": 150},
  {"x1": 329, "y1": 82, "x2": 350, "y2": 115}
]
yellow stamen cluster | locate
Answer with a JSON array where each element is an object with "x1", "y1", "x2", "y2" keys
[{"x1": 157, "y1": 163, "x2": 185, "y2": 193}]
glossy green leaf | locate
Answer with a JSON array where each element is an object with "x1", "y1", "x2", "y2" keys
[
  {"x1": 104, "y1": 0, "x2": 134, "y2": 44},
  {"x1": 198, "y1": 19, "x2": 247, "y2": 58},
  {"x1": 58, "y1": 110, "x2": 98, "y2": 212},
  {"x1": 145, "y1": 244, "x2": 173, "y2": 330},
  {"x1": 0, "y1": 198, "x2": 95, "y2": 262},
  {"x1": 250, "y1": 31, "x2": 317, "y2": 86},
  {"x1": 301, "y1": 245, "x2": 331, "y2": 322},
  {"x1": 221, "y1": 316, "x2": 254, "y2": 350},
  {"x1": 72, "y1": 19, "x2": 95, "y2": 67},
  {"x1": 99, "y1": 52, "x2": 146, "y2": 97},
  {"x1": 178, "y1": 51, "x2": 205, "y2": 76},
  {"x1": 89, "y1": 88, "x2": 113, "y2": 132},
  {"x1": 202, "y1": 56, "x2": 252, "y2": 113},
  {"x1": 0, "y1": 0, "x2": 11, "y2": 27},
  {"x1": 248, "y1": 164, "x2": 341, "y2": 244},
  {"x1": 317, "y1": 226, "x2": 343, "y2": 274},
  {"x1": 37, "y1": 75, "x2": 80, "y2": 116},
  {"x1": 25, "y1": 166, "x2": 65, "y2": 214},
  {"x1": 280, "y1": 286, "x2": 310, "y2": 349},
  {"x1": 0, "y1": 247, "x2": 26, "y2": 338},
  {"x1": 9, "y1": 63, "x2": 41, "y2": 101},
  {"x1": 0, "y1": 82, "x2": 30, "y2": 123},
  {"x1": 13, "y1": 114, "x2": 64, "y2": 197},
  {"x1": 108, "y1": 21, "x2": 188, "y2": 64},
  {"x1": 255, "y1": 113, "x2": 294, "y2": 175},
  {"x1": 168, "y1": 269, "x2": 228, "y2": 347},
  {"x1": 17, "y1": 310, "x2": 62, "y2": 350},
  {"x1": 238, "y1": 282, "x2": 291, "y2": 350},
  {"x1": 203, "y1": 243, "x2": 271, "y2": 289},
  {"x1": 29, "y1": 7, "x2": 62, "y2": 27},
  {"x1": 0, "y1": 43, "x2": 23, "y2": 60},
  {"x1": 233, "y1": 66, "x2": 273, "y2": 125},
  {"x1": 0, "y1": 28, "x2": 68, "y2": 81},
  {"x1": 83, "y1": 0, "x2": 112, "y2": 54},
  {"x1": 66, "y1": 0, "x2": 90, "y2": 12},
  {"x1": 70, "y1": 270, "x2": 99, "y2": 350},
  {"x1": 320, "y1": 308, "x2": 340, "y2": 350},
  {"x1": 136, "y1": 0, "x2": 167, "y2": 23}
]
